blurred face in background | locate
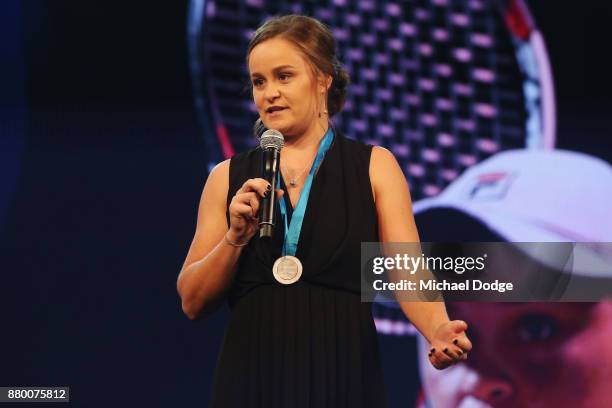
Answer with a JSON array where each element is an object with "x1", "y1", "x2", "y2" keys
[
  {"x1": 419, "y1": 301, "x2": 612, "y2": 408},
  {"x1": 248, "y1": 37, "x2": 327, "y2": 139}
]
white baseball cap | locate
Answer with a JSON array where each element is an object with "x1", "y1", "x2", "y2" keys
[{"x1": 413, "y1": 149, "x2": 612, "y2": 277}]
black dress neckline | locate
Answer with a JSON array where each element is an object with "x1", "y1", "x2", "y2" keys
[{"x1": 279, "y1": 133, "x2": 337, "y2": 212}]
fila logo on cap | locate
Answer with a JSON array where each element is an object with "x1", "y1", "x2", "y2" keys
[{"x1": 468, "y1": 172, "x2": 516, "y2": 201}]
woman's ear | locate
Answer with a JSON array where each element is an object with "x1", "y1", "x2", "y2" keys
[
  {"x1": 319, "y1": 74, "x2": 333, "y2": 93},
  {"x1": 325, "y1": 75, "x2": 333, "y2": 92}
]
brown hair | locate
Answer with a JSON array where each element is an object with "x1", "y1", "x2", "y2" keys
[{"x1": 246, "y1": 14, "x2": 350, "y2": 118}]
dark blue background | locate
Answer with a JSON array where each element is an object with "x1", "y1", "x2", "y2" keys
[{"x1": 1, "y1": 1, "x2": 610, "y2": 406}]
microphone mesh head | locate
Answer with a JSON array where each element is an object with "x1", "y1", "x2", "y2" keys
[{"x1": 259, "y1": 129, "x2": 284, "y2": 151}]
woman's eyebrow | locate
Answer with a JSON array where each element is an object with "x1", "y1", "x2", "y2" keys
[{"x1": 250, "y1": 65, "x2": 296, "y2": 77}]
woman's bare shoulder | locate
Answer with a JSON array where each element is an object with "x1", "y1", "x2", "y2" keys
[
  {"x1": 211, "y1": 158, "x2": 231, "y2": 175},
  {"x1": 368, "y1": 146, "x2": 405, "y2": 203},
  {"x1": 198, "y1": 159, "x2": 231, "y2": 210},
  {"x1": 370, "y1": 146, "x2": 402, "y2": 181},
  {"x1": 370, "y1": 145, "x2": 396, "y2": 163},
  {"x1": 206, "y1": 159, "x2": 231, "y2": 190}
]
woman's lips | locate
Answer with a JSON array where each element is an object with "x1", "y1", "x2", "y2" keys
[{"x1": 267, "y1": 107, "x2": 287, "y2": 116}]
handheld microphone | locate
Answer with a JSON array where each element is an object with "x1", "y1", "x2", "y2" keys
[{"x1": 259, "y1": 129, "x2": 284, "y2": 238}]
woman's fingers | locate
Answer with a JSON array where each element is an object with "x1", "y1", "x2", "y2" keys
[
  {"x1": 231, "y1": 192, "x2": 260, "y2": 220},
  {"x1": 231, "y1": 181, "x2": 286, "y2": 228},
  {"x1": 452, "y1": 334, "x2": 473, "y2": 353},
  {"x1": 246, "y1": 193, "x2": 260, "y2": 217},
  {"x1": 232, "y1": 202, "x2": 258, "y2": 220},
  {"x1": 449, "y1": 320, "x2": 468, "y2": 333},
  {"x1": 429, "y1": 346, "x2": 467, "y2": 369},
  {"x1": 237, "y1": 178, "x2": 272, "y2": 198},
  {"x1": 442, "y1": 345, "x2": 464, "y2": 360},
  {"x1": 428, "y1": 323, "x2": 472, "y2": 370},
  {"x1": 428, "y1": 346, "x2": 454, "y2": 370}
]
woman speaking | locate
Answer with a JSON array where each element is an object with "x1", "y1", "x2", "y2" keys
[{"x1": 177, "y1": 14, "x2": 471, "y2": 407}]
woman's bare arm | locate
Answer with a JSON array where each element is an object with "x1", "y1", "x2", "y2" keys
[
  {"x1": 177, "y1": 159, "x2": 279, "y2": 320},
  {"x1": 370, "y1": 146, "x2": 471, "y2": 368},
  {"x1": 177, "y1": 160, "x2": 241, "y2": 319}
]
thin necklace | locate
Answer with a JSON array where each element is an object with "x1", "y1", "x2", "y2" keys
[
  {"x1": 282, "y1": 163, "x2": 309, "y2": 187},
  {"x1": 283, "y1": 128, "x2": 330, "y2": 187}
]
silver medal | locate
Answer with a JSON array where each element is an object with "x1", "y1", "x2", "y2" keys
[{"x1": 272, "y1": 255, "x2": 303, "y2": 284}]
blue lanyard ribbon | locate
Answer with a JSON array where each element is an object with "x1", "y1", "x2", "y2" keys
[{"x1": 277, "y1": 127, "x2": 334, "y2": 256}]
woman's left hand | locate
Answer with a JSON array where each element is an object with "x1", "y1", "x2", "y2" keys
[{"x1": 428, "y1": 320, "x2": 472, "y2": 370}]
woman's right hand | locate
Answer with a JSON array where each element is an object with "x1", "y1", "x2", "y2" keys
[{"x1": 227, "y1": 178, "x2": 284, "y2": 244}]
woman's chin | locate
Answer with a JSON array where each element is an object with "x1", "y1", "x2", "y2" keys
[{"x1": 263, "y1": 121, "x2": 291, "y2": 135}]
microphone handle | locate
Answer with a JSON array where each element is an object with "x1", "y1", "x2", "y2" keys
[{"x1": 259, "y1": 147, "x2": 280, "y2": 238}]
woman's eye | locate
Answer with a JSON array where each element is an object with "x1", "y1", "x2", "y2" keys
[
  {"x1": 516, "y1": 313, "x2": 559, "y2": 343},
  {"x1": 252, "y1": 78, "x2": 264, "y2": 87},
  {"x1": 279, "y1": 73, "x2": 291, "y2": 81}
]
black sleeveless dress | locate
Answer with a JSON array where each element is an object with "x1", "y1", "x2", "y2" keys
[{"x1": 211, "y1": 131, "x2": 388, "y2": 408}]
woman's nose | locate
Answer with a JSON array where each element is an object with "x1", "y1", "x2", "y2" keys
[
  {"x1": 469, "y1": 377, "x2": 514, "y2": 405},
  {"x1": 264, "y1": 84, "x2": 281, "y2": 101}
]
